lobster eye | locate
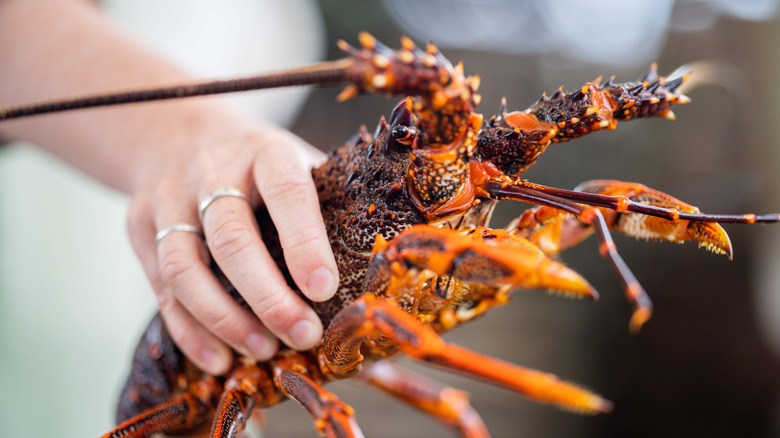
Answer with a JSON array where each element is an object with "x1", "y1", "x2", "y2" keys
[{"x1": 391, "y1": 125, "x2": 417, "y2": 146}]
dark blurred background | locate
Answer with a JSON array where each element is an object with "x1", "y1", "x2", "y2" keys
[
  {"x1": 271, "y1": 1, "x2": 780, "y2": 437},
  {"x1": 2, "y1": 1, "x2": 778, "y2": 437}
]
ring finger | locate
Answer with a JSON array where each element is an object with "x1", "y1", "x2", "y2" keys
[{"x1": 155, "y1": 198, "x2": 279, "y2": 361}]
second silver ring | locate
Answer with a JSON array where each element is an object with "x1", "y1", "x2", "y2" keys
[
  {"x1": 198, "y1": 186, "x2": 250, "y2": 221},
  {"x1": 155, "y1": 223, "x2": 203, "y2": 245}
]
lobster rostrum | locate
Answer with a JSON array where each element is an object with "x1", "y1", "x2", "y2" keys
[{"x1": 3, "y1": 33, "x2": 779, "y2": 438}]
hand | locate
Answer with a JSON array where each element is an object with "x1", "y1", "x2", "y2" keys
[{"x1": 127, "y1": 125, "x2": 338, "y2": 375}]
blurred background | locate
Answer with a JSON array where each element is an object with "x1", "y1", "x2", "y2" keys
[{"x1": 1, "y1": 0, "x2": 780, "y2": 437}]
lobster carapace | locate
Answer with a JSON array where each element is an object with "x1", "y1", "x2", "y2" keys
[{"x1": 2, "y1": 33, "x2": 778, "y2": 438}]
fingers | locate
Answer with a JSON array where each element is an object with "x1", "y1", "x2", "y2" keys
[
  {"x1": 156, "y1": 230, "x2": 279, "y2": 360},
  {"x1": 125, "y1": 127, "x2": 336, "y2": 374},
  {"x1": 150, "y1": 183, "x2": 282, "y2": 362},
  {"x1": 200, "y1": 190, "x2": 324, "y2": 351},
  {"x1": 156, "y1": 292, "x2": 234, "y2": 375},
  {"x1": 127, "y1": 194, "x2": 233, "y2": 375},
  {"x1": 129, "y1": 186, "x2": 282, "y2": 376},
  {"x1": 252, "y1": 130, "x2": 339, "y2": 303}
]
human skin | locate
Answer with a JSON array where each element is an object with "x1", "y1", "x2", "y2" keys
[{"x1": 0, "y1": 0, "x2": 338, "y2": 375}]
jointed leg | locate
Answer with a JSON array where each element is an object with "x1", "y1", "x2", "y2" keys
[
  {"x1": 101, "y1": 375, "x2": 221, "y2": 438},
  {"x1": 209, "y1": 363, "x2": 273, "y2": 438},
  {"x1": 366, "y1": 224, "x2": 598, "y2": 303},
  {"x1": 321, "y1": 295, "x2": 612, "y2": 414},
  {"x1": 361, "y1": 224, "x2": 599, "y2": 334},
  {"x1": 501, "y1": 179, "x2": 755, "y2": 329},
  {"x1": 359, "y1": 360, "x2": 489, "y2": 438},
  {"x1": 273, "y1": 353, "x2": 363, "y2": 438},
  {"x1": 487, "y1": 180, "x2": 673, "y2": 331}
]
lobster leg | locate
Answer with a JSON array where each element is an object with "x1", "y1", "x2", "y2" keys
[
  {"x1": 272, "y1": 353, "x2": 364, "y2": 438},
  {"x1": 209, "y1": 362, "x2": 274, "y2": 438},
  {"x1": 100, "y1": 375, "x2": 221, "y2": 438},
  {"x1": 484, "y1": 177, "x2": 780, "y2": 330},
  {"x1": 321, "y1": 295, "x2": 612, "y2": 414},
  {"x1": 359, "y1": 360, "x2": 489, "y2": 438},
  {"x1": 361, "y1": 223, "x2": 597, "y2": 333},
  {"x1": 365, "y1": 224, "x2": 598, "y2": 302},
  {"x1": 485, "y1": 179, "x2": 688, "y2": 331}
]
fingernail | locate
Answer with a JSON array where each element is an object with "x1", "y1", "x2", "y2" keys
[
  {"x1": 246, "y1": 332, "x2": 276, "y2": 359},
  {"x1": 288, "y1": 319, "x2": 321, "y2": 350},
  {"x1": 307, "y1": 267, "x2": 337, "y2": 301},
  {"x1": 200, "y1": 348, "x2": 229, "y2": 375}
]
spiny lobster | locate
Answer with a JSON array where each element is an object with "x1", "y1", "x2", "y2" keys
[{"x1": 2, "y1": 33, "x2": 778, "y2": 438}]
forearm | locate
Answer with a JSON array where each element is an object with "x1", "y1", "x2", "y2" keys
[{"x1": 0, "y1": 0, "x2": 257, "y2": 193}]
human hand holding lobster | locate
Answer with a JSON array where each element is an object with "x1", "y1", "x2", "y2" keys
[
  {"x1": 0, "y1": 0, "x2": 337, "y2": 375},
  {"x1": 126, "y1": 125, "x2": 338, "y2": 375}
]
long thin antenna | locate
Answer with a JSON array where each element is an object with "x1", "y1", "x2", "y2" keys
[{"x1": 0, "y1": 58, "x2": 354, "y2": 121}]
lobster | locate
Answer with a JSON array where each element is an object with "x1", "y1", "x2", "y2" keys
[{"x1": 2, "y1": 33, "x2": 779, "y2": 438}]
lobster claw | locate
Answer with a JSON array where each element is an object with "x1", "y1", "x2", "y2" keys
[{"x1": 686, "y1": 220, "x2": 733, "y2": 260}]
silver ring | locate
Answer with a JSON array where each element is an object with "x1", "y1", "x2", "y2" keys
[
  {"x1": 198, "y1": 186, "x2": 250, "y2": 220},
  {"x1": 155, "y1": 223, "x2": 203, "y2": 245}
]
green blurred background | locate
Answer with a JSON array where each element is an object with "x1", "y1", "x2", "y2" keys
[{"x1": 2, "y1": 1, "x2": 780, "y2": 437}]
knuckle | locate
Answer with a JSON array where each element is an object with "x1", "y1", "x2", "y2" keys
[
  {"x1": 152, "y1": 176, "x2": 187, "y2": 206},
  {"x1": 253, "y1": 290, "x2": 292, "y2": 325},
  {"x1": 261, "y1": 175, "x2": 313, "y2": 206},
  {"x1": 282, "y1": 223, "x2": 325, "y2": 253},
  {"x1": 157, "y1": 303, "x2": 187, "y2": 345},
  {"x1": 209, "y1": 218, "x2": 256, "y2": 261},
  {"x1": 165, "y1": 318, "x2": 187, "y2": 348},
  {"x1": 155, "y1": 290, "x2": 174, "y2": 312},
  {"x1": 196, "y1": 144, "x2": 253, "y2": 176},
  {"x1": 248, "y1": 127, "x2": 290, "y2": 149},
  {"x1": 205, "y1": 307, "x2": 238, "y2": 339},
  {"x1": 158, "y1": 248, "x2": 197, "y2": 286},
  {"x1": 196, "y1": 145, "x2": 229, "y2": 168}
]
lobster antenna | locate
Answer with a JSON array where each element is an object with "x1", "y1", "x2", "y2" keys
[{"x1": 0, "y1": 58, "x2": 354, "y2": 121}]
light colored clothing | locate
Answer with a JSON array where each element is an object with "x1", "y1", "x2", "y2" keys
[{"x1": 0, "y1": 1, "x2": 324, "y2": 436}]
